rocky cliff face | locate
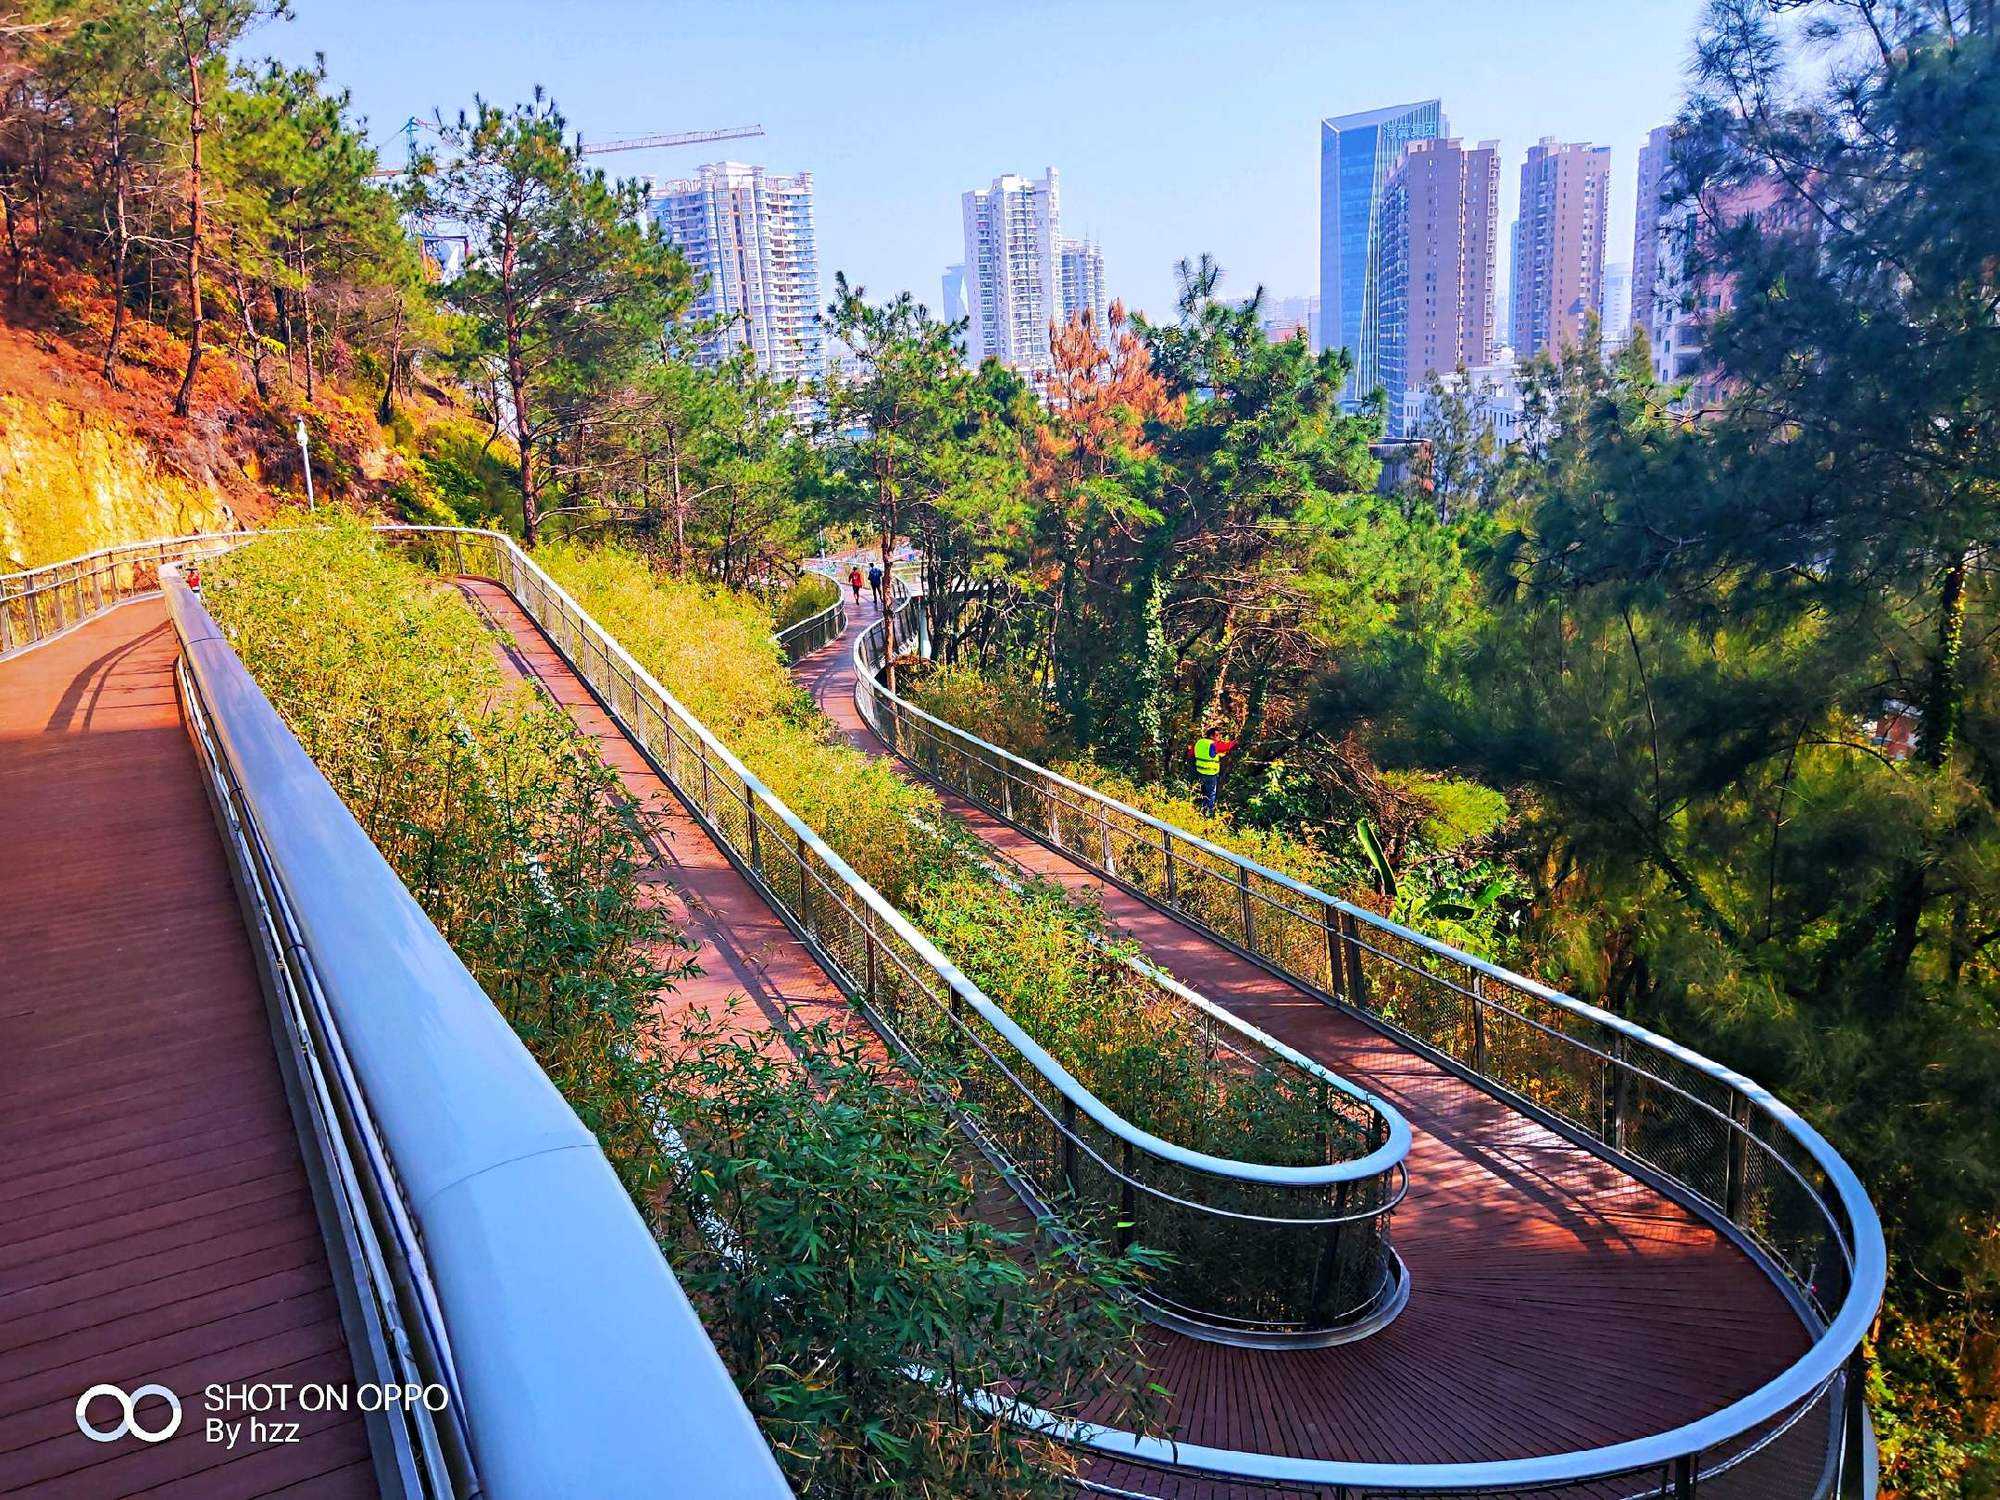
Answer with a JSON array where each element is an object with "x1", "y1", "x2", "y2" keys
[{"x1": 0, "y1": 395, "x2": 243, "y2": 569}]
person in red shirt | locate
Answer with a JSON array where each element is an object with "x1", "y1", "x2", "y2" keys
[
  {"x1": 847, "y1": 565, "x2": 864, "y2": 605},
  {"x1": 1190, "y1": 726, "x2": 1237, "y2": 814}
]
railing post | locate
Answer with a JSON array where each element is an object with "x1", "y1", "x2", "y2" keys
[
  {"x1": 1100, "y1": 814, "x2": 1113, "y2": 875},
  {"x1": 1606, "y1": 1035, "x2": 1630, "y2": 1152},
  {"x1": 1471, "y1": 972, "x2": 1489, "y2": 1076},
  {"x1": 1239, "y1": 866, "x2": 1256, "y2": 951},
  {"x1": 1323, "y1": 902, "x2": 1340, "y2": 993},
  {"x1": 1724, "y1": 1093, "x2": 1752, "y2": 1223},
  {"x1": 1341, "y1": 911, "x2": 1370, "y2": 1011},
  {"x1": 1000, "y1": 769, "x2": 1013, "y2": 821},
  {"x1": 865, "y1": 926, "x2": 879, "y2": 1007},
  {"x1": 746, "y1": 799, "x2": 761, "y2": 875},
  {"x1": 1060, "y1": 1095, "x2": 1078, "y2": 1201},
  {"x1": 796, "y1": 833, "x2": 809, "y2": 926},
  {"x1": 1309, "y1": 1179, "x2": 1352, "y2": 1322},
  {"x1": 1117, "y1": 1140, "x2": 1136, "y2": 1251},
  {"x1": 1163, "y1": 832, "x2": 1177, "y2": 905},
  {"x1": 1672, "y1": 1452, "x2": 1697, "y2": 1498},
  {"x1": 1839, "y1": 1345, "x2": 1868, "y2": 1497}
]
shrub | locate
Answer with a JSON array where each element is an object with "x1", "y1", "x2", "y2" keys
[
  {"x1": 907, "y1": 663, "x2": 1067, "y2": 763},
  {"x1": 205, "y1": 516, "x2": 686, "y2": 1200},
  {"x1": 771, "y1": 573, "x2": 838, "y2": 633},
  {"x1": 657, "y1": 1009, "x2": 1159, "y2": 1497}
]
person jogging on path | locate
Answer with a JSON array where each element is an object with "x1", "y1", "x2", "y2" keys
[
  {"x1": 847, "y1": 565, "x2": 865, "y2": 605},
  {"x1": 867, "y1": 562, "x2": 885, "y2": 608},
  {"x1": 1190, "y1": 726, "x2": 1237, "y2": 815}
]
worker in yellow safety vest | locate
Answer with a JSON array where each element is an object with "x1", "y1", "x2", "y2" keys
[{"x1": 1190, "y1": 726, "x2": 1238, "y2": 814}]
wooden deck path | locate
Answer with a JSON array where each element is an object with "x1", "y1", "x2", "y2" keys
[
  {"x1": 789, "y1": 599, "x2": 1812, "y2": 1468},
  {"x1": 0, "y1": 602, "x2": 375, "y2": 1498}
]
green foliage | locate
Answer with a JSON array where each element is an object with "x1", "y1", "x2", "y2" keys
[
  {"x1": 656, "y1": 1010, "x2": 1158, "y2": 1496},
  {"x1": 411, "y1": 419, "x2": 524, "y2": 531},
  {"x1": 542, "y1": 541, "x2": 1363, "y2": 1180},
  {"x1": 906, "y1": 663, "x2": 1066, "y2": 764},
  {"x1": 203, "y1": 516, "x2": 686, "y2": 1198},
  {"x1": 770, "y1": 573, "x2": 838, "y2": 633},
  {"x1": 5, "y1": 1, "x2": 432, "y2": 419},
  {"x1": 917, "y1": 867, "x2": 1348, "y2": 1167}
]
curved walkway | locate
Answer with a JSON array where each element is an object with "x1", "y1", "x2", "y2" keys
[
  {"x1": 0, "y1": 603, "x2": 375, "y2": 1498},
  {"x1": 791, "y1": 598, "x2": 1810, "y2": 1469}
]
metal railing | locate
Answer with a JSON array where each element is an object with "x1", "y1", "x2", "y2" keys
[
  {"x1": 1, "y1": 531, "x2": 241, "y2": 656},
  {"x1": 853, "y1": 592, "x2": 1885, "y2": 1498},
  {"x1": 9, "y1": 549, "x2": 790, "y2": 1498},
  {"x1": 378, "y1": 525, "x2": 1411, "y2": 1346},
  {"x1": 773, "y1": 592, "x2": 846, "y2": 661}
]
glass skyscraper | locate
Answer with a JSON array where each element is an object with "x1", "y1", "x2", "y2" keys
[{"x1": 1317, "y1": 100, "x2": 1444, "y2": 405}]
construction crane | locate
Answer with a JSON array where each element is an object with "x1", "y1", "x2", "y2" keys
[
  {"x1": 369, "y1": 122, "x2": 764, "y2": 179},
  {"x1": 579, "y1": 124, "x2": 764, "y2": 158}
]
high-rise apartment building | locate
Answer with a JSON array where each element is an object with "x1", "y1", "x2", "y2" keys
[
  {"x1": 1378, "y1": 136, "x2": 1499, "y2": 434},
  {"x1": 959, "y1": 169, "x2": 1063, "y2": 377},
  {"x1": 1510, "y1": 138, "x2": 1612, "y2": 360},
  {"x1": 1601, "y1": 260, "x2": 1633, "y2": 347},
  {"x1": 1318, "y1": 100, "x2": 1445, "y2": 402},
  {"x1": 1059, "y1": 238, "x2": 1107, "y2": 338},
  {"x1": 650, "y1": 162, "x2": 825, "y2": 410},
  {"x1": 1648, "y1": 175, "x2": 1802, "y2": 395},
  {"x1": 1632, "y1": 125, "x2": 1673, "y2": 340}
]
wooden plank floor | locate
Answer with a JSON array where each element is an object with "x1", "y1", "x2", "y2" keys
[
  {"x1": 790, "y1": 598, "x2": 1816, "y2": 1469},
  {"x1": 0, "y1": 602, "x2": 376, "y2": 1499}
]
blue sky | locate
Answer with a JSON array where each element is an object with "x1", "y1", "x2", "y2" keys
[{"x1": 254, "y1": 0, "x2": 1710, "y2": 322}]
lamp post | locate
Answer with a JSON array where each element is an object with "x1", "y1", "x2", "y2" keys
[{"x1": 296, "y1": 416, "x2": 317, "y2": 511}]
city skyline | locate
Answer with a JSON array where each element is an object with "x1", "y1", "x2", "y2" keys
[{"x1": 254, "y1": 0, "x2": 1708, "y2": 325}]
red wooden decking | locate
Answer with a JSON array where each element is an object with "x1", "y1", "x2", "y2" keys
[
  {"x1": 789, "y1": 600, "x2": 1813, "y2": 1468},
  {"x1": 0, "y1": 603, "x2": 376, "y2": 1497},
  {"x1": 455, "y1": 579, "x2": 865, "y2": 1057}
]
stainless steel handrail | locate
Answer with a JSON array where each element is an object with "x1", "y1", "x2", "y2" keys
[
  {"x1": 853, "y1": 590, "x2": 1885, "y2": 1497},
  {"x1": 154, "y1": 570, "x2": 791, "y2": 1499},
  {"x1": 0, "y1": 530, "x2": 241, "y2": 656},
  {"x1": 375, "y1": 525, "x2": 1410, "y2": 1345},
  {"x1": 773, "y1": 593, "x2": 846, "y2": 661}
]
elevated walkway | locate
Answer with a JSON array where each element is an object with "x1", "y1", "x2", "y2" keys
[
  {"x1": 791, "y1": 595, "x2": 1830, "y2": 1484},
  {"x1": 0, "y1": 602, "x2": 376, "y2": 1497}
]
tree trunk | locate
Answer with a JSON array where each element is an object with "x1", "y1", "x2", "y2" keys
[
  {"x1": 172, "y1": 30, "x2": 207, "y2": 419},
  {"x1": 877, "y1": 446, "x2": 897, "y2": 692},
  {"x1": 300, "y1": 246, "x2": 317, "y2": 404},
  {"x1": 1915, "y1": 544, "x2": 1974, "y2": 770},
  {"x1": 1, "y1": 187, "x2": 22, "y2": 301},
  {"x1": 1880, "y1": 543, "x2": 1978, "y2": 993},
  {"x1": 499, "y1": 225, "x2": 540, "y2": 545},
  {"x1": 377, "y1": 298, "x2": 404, "y2": 422},
  {"x1": 231, "y1": 253, "x2": 269, "y2": 400},
  {"x1": 102, "y1": 114, "x2": 130, "y2": 384}
]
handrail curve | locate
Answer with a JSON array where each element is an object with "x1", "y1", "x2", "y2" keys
[
  {"x1": 773, "y1": 593, "x2": 846, "y2": 661},
  {"x1": 852, "y1": 588, "x2": 1884, "y2": 1497}
]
